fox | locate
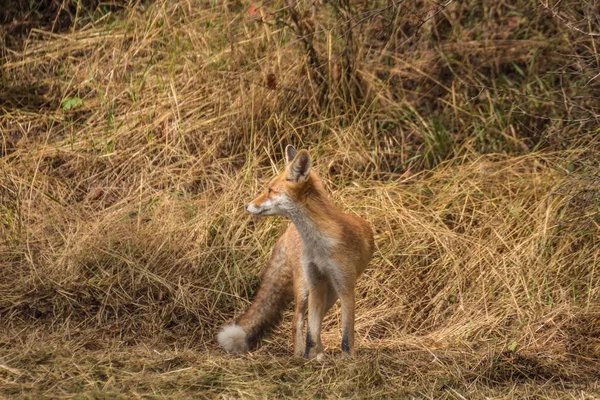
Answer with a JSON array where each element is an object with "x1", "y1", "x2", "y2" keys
[{"x1": 217, "y1": 145, "x2": 374, "y2": 359}]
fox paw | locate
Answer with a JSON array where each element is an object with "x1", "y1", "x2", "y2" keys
[{"x1": 304, "y1": 346, "x2": 324, "y2": 360}]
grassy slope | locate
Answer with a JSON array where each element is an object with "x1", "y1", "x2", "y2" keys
[{"x1": 1, "y1": 0, "x2": 599, "y2": 398}]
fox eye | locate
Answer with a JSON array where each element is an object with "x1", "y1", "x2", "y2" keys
[{"x1": 268, "y1": 188, "x2": 273, "y2": 194}]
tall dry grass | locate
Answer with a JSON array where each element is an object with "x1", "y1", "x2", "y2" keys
[{"x1": 1, "y1": 0, "x2": 599, "y2": 397}]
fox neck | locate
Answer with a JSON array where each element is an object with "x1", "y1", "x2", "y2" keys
[{"x1": 286, "y1": 186, "x2": 340, "y2": 253}]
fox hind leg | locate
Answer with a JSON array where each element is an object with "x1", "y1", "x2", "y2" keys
[{"x1": 339, "y1": 290, "x2": 356, "y2": 358}]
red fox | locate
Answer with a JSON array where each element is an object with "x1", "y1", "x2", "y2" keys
[{"x1": 217, "y1": 145, "x2": 374, "y2": 359}]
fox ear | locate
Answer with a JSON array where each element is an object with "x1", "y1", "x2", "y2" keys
[
  {"x1": 285, "y1": 145, "x2": 298, "y2": 163},
  {"x1": 288, "y1": 150, "x2": 311, "y2": 182}
]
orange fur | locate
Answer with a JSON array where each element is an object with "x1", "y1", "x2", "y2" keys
[{"x1": 218, "y1": 146, "x2": 374, "y2": 358}]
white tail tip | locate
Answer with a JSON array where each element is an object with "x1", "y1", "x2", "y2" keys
[{"x1": 217, "y1": 324, "x2": 248, "y2": 353}]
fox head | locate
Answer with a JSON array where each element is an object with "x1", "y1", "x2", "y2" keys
[{"x1": 245, "y1": 145, "x2": 314, "y2": 217}]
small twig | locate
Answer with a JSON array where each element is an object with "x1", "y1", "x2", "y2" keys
[
  {"x1": 467, "y1": 87, "x2": 484, "y2": 103},
  {"x1": 0, "y1": 364, "x2": 22, "y2": 375},
  {"x1": 161, "y1": 367, "x2": 192, "y2": 375},
  {"x1": 584, "y1": 71, "x2": 600, "y2": 87}
]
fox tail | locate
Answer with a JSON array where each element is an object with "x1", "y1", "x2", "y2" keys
[{"x1": 218, "y1": 241, "x2": 294, "y2": 353}]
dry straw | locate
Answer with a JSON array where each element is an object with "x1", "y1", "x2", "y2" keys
[{"x1": 0, "y1": 0, "x2": 599, "y2": 397}]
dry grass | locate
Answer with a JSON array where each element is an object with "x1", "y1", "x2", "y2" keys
[{"x1": 1, "y1": 0, "x2": 599, "y2": 398}]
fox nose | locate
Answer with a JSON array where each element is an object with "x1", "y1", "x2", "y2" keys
[{"x1": 245, "y1": 204, "x2": 249, "y2": 211}]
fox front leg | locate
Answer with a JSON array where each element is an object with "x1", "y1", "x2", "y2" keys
[
  {"x1": 304, "y1": 282, "x2": 327, "y2": 360},
  {"x1": 292, "y1": 291, "x2": 308, "y2": 357}
]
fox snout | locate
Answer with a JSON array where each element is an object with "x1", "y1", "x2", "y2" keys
[
  {"x1": 246, "y1": 195, "x2": 285, "y2": 216},
  {"x1": 246, "y1": 202, "x2": 267, "y2": 215}
]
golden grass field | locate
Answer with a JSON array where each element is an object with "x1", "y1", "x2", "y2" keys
[{"x1": 1, "y1": 0, "x2": 599, "y2": 398}]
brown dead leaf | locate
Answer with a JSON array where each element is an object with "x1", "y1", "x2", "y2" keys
[{"x1": 266, "y1": 73, "x2": 277, "y2": 90}]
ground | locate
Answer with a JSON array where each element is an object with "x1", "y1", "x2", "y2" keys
[{"x1": 1, "y1": 0, "x2": 599, "y2": 398}]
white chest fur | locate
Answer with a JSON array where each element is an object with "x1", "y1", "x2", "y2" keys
[{"x1": 289, "y1": 209, "x2": 343, "y2": 287}]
